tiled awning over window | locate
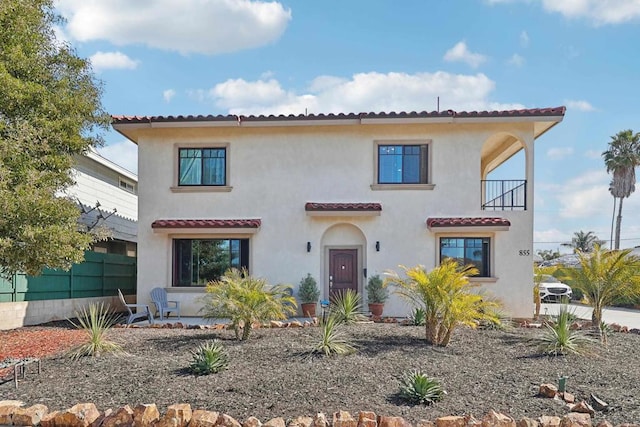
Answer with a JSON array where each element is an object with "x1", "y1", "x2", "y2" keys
[
  {"x1": 426, "y1": 217, "x2": 510, "y2": 231},
  {"x1": 151, "y1": 219, "x2": 261, "y2": 234},
  {"x1": 305, "y1": 202, "x2": 382, "y2": 217}
]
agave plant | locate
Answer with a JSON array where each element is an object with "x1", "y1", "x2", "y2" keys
[
  {"x1": 329, "y1": 289, "x2": 367, "y2": 325},
  {"x1": 398, "y1": 370, "x2": 446, "y2": 405},
  {"x1": 67, "y1": 302, "x2": 123, "y2": 360},
  {"x1": 310, "y1": 315, "x2": 357, "y2": 357},
  {"x1": 537, "y1": 304, "x2": 594, "y2": 356},
  {"x1": 408, "y1": 307, "x2": 426, "y2": 326},
  {"x1": 189, "y1": 340, "x2": 229, "y2": 375}
]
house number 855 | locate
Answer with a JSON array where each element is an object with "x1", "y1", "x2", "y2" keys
[{"x1": 518, "y1": 250, "x2": 530, "y2": 256}]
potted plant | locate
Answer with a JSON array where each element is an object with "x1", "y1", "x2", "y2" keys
[
  {"x1": 298, "y1": 274, "x2": 320, "y2": 317},
  {"x1": 366, "y1": 274, "x2": 388, "y2": 316}
]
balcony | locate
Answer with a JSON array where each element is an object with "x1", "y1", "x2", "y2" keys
[{"x1": 482, "y1": 180, "x2": 526, "y2": 211}]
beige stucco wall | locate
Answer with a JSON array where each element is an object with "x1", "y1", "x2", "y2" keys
[{"x1": 134, "y1": 122, "x2": 536, "y2": 319}]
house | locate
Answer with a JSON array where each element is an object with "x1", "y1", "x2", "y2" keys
[{"x1": 112, "y1": 107, "x2": 565, "y2": 319}]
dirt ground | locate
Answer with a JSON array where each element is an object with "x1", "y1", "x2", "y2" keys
[{"x1": 1, "y1": 322, "x2": 639, "y2": 424}]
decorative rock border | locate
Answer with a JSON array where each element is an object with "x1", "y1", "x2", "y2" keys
[{"x1": 0, "y1": 401, "x2": 634, "y2": 427}]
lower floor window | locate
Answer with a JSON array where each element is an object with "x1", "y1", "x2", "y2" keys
[
  {"x1": 440, "y1": 237, "x2": 490, "y2": 277},
  {"x1": 173, "y1": 238, "x2": 249, "y2": 286}
]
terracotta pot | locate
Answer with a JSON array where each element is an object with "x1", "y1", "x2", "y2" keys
[
  {"x1": 368, "y1": 303, "x2": 384, "y2": 317},
  {"x1": 301, "y1": 302, "x2": 317, "y2": 317}
]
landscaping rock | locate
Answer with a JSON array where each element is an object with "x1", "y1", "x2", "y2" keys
[
  {"x1": 290, "y1": 320, "x2": 303, "y2": 328},
  {"x1": 289, "y1": 416, "x2": 313, "y2": 427},
  {"x1": 482, "y1": 410, "x2": 515, "y2": 427},
  {"x1": 270, "y1": 321, "x2": 284, "y2": 328},
  {"x1": 594, "y1": 421, "x2": 612, "y2": 427},
  {"x1": 244, "y1": 416, "x2": 263, "y2": 427},
  {"x1": 217, "y1": 413, "x2": 242, "y2": 427},
  {"x1": 102, "y1": 405, "x2": 134, "y2": 427},
  {"x1": 416, "y1": 421, "x2": 435, "y2": 427},
  {"x1": 264, "y1": 417, "x2": 287, "y2": 427},
  {"x1": 377, "y1": 416, "x2": 411, "y2": 427},
  {"x1": 55, "y1": 403, "x2": 101, "y2": 427},
  {"x1": 313, "y1": 413, "x2": 330, "y2": 427},
  {"x1": 158, "y1": 403, "x2": 192, "y2": 427},
  {"x1": 539, "y1": 384, "x2": 559, "y2": 398},
  {"x1": 559, "y1": 413, "x2": 591, "y2": 427},
  {"x1": 358, "y1": 411, "x2": 377, "y2": 427},
  {"x1": 191, "y1": 410, "x2": 220, "y2": 427},
  {"x1": 133, "y1": 404, "x2": 160, "y2": 427},
  {"x1": 0, "y1": 401, "x2": 22, "y2": 425},
  {"x1": 40, "y1": 411, "x2": 60, "y2": 427},
  {"x1": 570, "y1": 402, "x2": 595, "y2": 416},
  {"x1": 464, "y1": 415, "x2": 482, "y2": 427},
  {"x1": 333, "y1": 411, "x2": 357, "y2": 427},
  {"x1": 590, "y1": 394, "x2": 609, "y2": 412},
  {"x1": 12, "y1": 403, "x2": 48, "y2": 426},
  {"x1": 516, "y1": 418, "x2": 539, "y2": 427},
  {"x1": 538, "y1": 416, "x2": 561, "y2": 427},
  {"x1": 436, "y1": 416, "x2": 466, "y2": 427},
  {"x1": 563, "y1": 393, "x2": 576, "y2": 404}
]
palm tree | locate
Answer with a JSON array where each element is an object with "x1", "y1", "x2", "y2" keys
[
  {"x1": 561, "y1": 230, "x2": 605, "y2": 253},
  {"x1": 603, "y1": 130, "x2": 640, "y2": 250},
  {"x1": 559, "y1": 245, "x2": 640, "y2": 342}
]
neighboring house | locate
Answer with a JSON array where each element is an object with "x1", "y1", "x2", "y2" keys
[{"x1": 112, "y1": 107, "x2": 565, "y2": 318}]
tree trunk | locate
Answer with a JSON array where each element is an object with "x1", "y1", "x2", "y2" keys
[
  {"x1": 615, "y1": 197, "x2": 624, "y2": 250},
  {"x1": 592, "y1": 305, "x2": 603, "y2": 343},
  {"x1": 610, "y1": 196, "x2": 617, "y2": 249}
]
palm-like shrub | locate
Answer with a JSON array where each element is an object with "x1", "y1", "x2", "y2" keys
[
  {"x1": 330, "y1": 289, "x2": 367, "y2": 324},
  {"x1": 385, "y1": 260, "x2": 501, "y2": 346},
  {"x1": 398, "y1": 370, "x2": 445, "y2": 405},
  {"x1": 68, "y1": 302, "x2": 123, "y2": 360},
  {"x1": 189, "y1": 340, "x2": 229, "y2": 375},
  {"x1": 409, "y1": 307, "x2": 426, "y2": 326},
  {"x1": 201, "y1": 268, "x2": 297, "y2": 340},
  {"x1": 537, "y1": 304, "x2": 594, "y2": 356},
  {"x1": 560, "y1": 245, "x2": 640, "y2": 341},
  {"x1": 311, "y1": 315, "x2": 357, "y2": 356}
]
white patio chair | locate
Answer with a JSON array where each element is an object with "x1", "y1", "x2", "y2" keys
[
  {"x1": 117, "y1": 289, "x2": 154, "y2": 324},
  {"x1": 150, "y1": 287, "x2": 181, "y2": 321}
]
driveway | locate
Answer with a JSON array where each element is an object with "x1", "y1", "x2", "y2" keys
[{"x1": 541, "y1": 302, "x2": 640, "y2": 329}]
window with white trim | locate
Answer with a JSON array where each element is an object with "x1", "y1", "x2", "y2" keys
[{"x1": 440, "y1": 237, "x2": 490, "y2": 277}]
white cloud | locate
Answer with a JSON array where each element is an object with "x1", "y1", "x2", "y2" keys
[
  {"x1": 565, "y1": 99, "x2": 596, "y2": 112},
  {"x1": 520, "y1": 30, "x2": 530, "y2": 47},
  {"x1": 163, "y1": 89, "x2": 176, "y2": 103},
  {"x1": 508, "y1": 53, "x2": 525, "y2": 67},
  {"x1": 547, "y1": 147, "x2": 575, "y2": 160},
  {"x1": 443, "y1": 41, "x2": 488, "y2": 69},
  {"x1": 97, "y1": 140, "x2": 138, "y2": 174},
  {"x1": 584, "y1": 149, "x2": 603, "y2": 159},
  {"x1": 556, "y1": 170, "x2": 610, "y2": 219},
  {"x1": 56, "y1": 0, "x2": 291, "y2": 55},
  {"x1": 201, "y1": 71, "x2": 524, "y2": 116},
  {"x1": 89, "y1": 51, "x2": 139, "y2": 72}
]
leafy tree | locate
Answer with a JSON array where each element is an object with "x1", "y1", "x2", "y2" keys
[
  {"x1": 0, "y1": 0, "x2": 110, "y2": 276},
  {"x1": 200, "y1": 268, "x2": 297, "y2": 340},
  {"x1": 385, "y1": 260, "x2": 500, "y2": 346},
  {"x1": 561, "y1": 230, "x2": 605, "y2": 253},
  {"x1": 536, "y1": 249, "x2": 560, "y2": 261},
  {"x1": 603, "y1": 130, "x2": 640, "y2": 250},
  {"x1": 559, "y1": 245, "x2": 640, "y2": 342}
]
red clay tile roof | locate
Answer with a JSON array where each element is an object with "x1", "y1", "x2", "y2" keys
[
  {"x1": 305, "y1": 202, "x2": 382, "y2": 212},
  {"x1": 112, "y1": 107, "x2": 565, "y2": 125},
  {"x1": 151, "y1": 219, "x2": 261, "y2": 229},
  {"x1": 426, "y1": 217, "x2": 511, "y2": 228}
]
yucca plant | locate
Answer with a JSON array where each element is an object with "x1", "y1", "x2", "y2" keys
[
  {"x1": 311, "y1": 315, "x2": 357, "y2": 356},
  {"x1": 189, "y1": 340, "x2": 229, "y2": 375},
  {"x1": 398, "y1": 370, "x2": 445, "y2": 405},
  {"x1": 67, "y1": 302, "x2": 123, "y2": 360},
  {"x1": 537, "y1": 304, "x2": 594, "y2": 356},
  {"x1": 409, "y1": 307, "x2": 426, "y2": 326},
  {"x1": 329, "y1": 289, "x2": 367, "y2": 325},
  {"x1": 201, "y1": 268, "x2": 297, "y2": 340}
]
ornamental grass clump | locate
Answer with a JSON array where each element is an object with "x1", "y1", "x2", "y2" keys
[
  {"x1": 330, "y1": 289, "x2": 367, "y2": 325},
  {"x1": 398, "y1": 370, "x2": 446, "y2": 405},
  {"x1": 189, "y1": 340, "x2": 229, "y2": 375},
  {"x1": 310, "y1": 315, "x2": 357, "y2": 357},
  {"x1": 537, "y1": 304, "x2": 594, "y2": 356},
  {"x1": 67, "y1": 302, "x2": 123, "y2": 360}
]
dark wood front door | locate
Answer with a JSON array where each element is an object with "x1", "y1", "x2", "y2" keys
[{"x1": 329, "y1": 249, "x2": 358, "y2": 299}]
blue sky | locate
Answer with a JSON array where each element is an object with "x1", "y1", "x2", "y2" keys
[{"x1": 54, "y1": 0, "x2": 640, "y2": 253}]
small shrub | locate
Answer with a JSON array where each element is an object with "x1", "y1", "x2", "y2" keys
[
  {"x1": 398, "y1": 370, "x2": 445, "y2": 405},
  {"x1": 330, "y1": 289, "x2": 367, "y2": 324},
  {"x1": 366, "y1": 275, "x2": 389, "y2": 304},
  {"x1": 479, "y1": 305, "x2": 510, "y2": 330},
  {"x1": 537, "y1": 305, "x2": 594, "y2": 356},
  {"x1": 189, "y1": 340, "x2": 229, "y2": 375},
  {"x1": 408, "y1": 307, "x2": 426, "y2": 326},
  {"x1": 310, "y1": 315, "x2": 357, "y2": 356},
  {"x1": 68, "y1": 302, "x2": 123, "y2": 360},
  {"x1": 298, "y1": 274, "x2": 320, "y2": 304}
]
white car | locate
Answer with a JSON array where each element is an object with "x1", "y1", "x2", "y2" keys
[{"x1": 536, "y1": 275, "x2": 573, "y2": 302}]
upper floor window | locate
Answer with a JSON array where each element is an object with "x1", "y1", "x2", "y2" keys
[
  {"x1": 440, "y1": 237, "x2": 490, "y2": 277},
  {"x1": 378, "y1": 144, "x2": 428, "y2": 184},
  {"x1": 179, "y1": 148, "x2": 226, "y2": 186},
  {"x1": 119, "y1": 177, "x2": 136, "y2": 194}
]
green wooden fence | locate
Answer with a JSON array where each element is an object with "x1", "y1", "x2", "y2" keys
[{"x1": 0, "y1": 251, "x2": 137, "y2": 302}]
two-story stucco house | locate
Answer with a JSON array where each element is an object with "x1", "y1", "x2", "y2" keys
[{"x1": 112, "y1": 107, "x2": 565, "y2": 318}]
